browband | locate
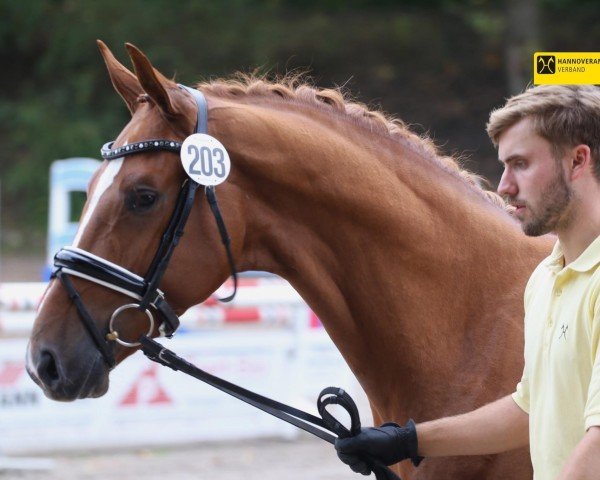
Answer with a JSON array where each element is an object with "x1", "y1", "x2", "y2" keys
[{"x1": 100, "y1": 84, "x2": 208, "y2": 161}]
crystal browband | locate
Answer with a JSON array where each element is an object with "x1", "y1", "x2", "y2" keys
[{"x1": 101, "y1": 139, "x2": 183, "y2": 161}]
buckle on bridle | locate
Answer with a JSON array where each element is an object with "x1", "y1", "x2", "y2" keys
[{"x1": 150, "y1": 290, "x2": 165, "y2": 308}]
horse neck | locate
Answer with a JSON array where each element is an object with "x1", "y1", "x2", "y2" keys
[{"x1": 214, "y1": 98, "x2": 551, "y2": 419}]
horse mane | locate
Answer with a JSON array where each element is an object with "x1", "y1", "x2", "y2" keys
[{"x1": 198, "y1": 73, "x2": 509, "y2": 211}]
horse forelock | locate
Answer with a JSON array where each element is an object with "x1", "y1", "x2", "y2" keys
[{"x1": 198, "y1": 73, "x2": 508, "y2": 211}]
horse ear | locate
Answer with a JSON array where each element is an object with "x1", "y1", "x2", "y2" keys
[
  {"x1": 125, "y1": 43, "x2": 178, "y2": 116},
  {"x1": 96, "y1": 40, "x2": 142, "y2": 115}
]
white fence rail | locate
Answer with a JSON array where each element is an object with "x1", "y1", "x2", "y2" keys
[
  {"x1": 0, "y1": 280, "x2": 367, "y2": 455},
  {"x1": 0, "y1": 279, "x2": 306, "y2": 335}
]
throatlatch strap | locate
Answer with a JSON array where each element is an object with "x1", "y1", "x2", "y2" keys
[
  {"x1": 205, "y1": 186, "x2": 238, "y2": 302},
  {"x1": 139, "y1": 336, "x2": 401, "y2": 480}
]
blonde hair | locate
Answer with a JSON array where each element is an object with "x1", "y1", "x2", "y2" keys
[{"x1": 487, "y1": 85, "x2": 600, "y2": 179}]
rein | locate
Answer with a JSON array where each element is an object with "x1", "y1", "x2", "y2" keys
[
  {"x1": 52, "y1": 84, "x2": 402, "y2": 480},
  {"x1": 139, "y1": 337, "x2": 401, "y2": 480}
]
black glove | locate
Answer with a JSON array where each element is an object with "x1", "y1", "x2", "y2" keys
[{"x1": 335, "y1": 420, "x2": 423, "y2": 476}]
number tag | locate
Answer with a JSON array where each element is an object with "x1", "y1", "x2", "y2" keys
[{"x1": 180, "y1": 133, "x2": 231, "y2": 186}]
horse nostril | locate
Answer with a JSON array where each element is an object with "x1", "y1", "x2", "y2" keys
[{"x1": 38, "y1": 350, "x2": 61, "y2": 388}]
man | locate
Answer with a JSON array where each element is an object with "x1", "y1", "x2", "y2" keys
[{"x1": 335, "y1": 85, "x2": 600, "y2": 480}]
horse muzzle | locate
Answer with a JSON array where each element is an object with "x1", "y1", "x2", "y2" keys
[{"x1": 26, "y1": 338, "x2": 109, "y2": 401}]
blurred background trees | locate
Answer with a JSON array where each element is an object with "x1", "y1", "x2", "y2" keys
[{"x1": 0, "y1": 0, "x2": 598, "y2": 253}]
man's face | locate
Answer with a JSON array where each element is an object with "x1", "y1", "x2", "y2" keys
[{"x1": 497, "y1": 117, "x2": 573, "y2": 236}]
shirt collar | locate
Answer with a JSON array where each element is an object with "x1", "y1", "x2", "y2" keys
[{"x1": 546, "y1": 233, "x2": 600, "y2": 274}]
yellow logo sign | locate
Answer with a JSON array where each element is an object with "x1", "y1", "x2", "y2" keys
[{"x1": 534, "y1": 52, "x2": 600, "y2": 85}]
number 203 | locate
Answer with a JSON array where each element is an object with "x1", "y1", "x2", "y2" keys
[{"x1": 188, "y1": 145, "x2": 226, "y2": 178}]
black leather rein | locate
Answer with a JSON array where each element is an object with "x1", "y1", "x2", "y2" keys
[{"x1": 139, "y1": 336, "x2": 402, "y2": 480}]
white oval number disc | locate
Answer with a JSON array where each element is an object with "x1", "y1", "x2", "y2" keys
[{"x1": 180, "y1": 133, "x2": 231, "y2": 186}]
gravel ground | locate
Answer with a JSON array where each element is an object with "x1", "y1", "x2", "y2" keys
[{"x1": 0, "y1": 435, "x2": 351, "y2": 480}]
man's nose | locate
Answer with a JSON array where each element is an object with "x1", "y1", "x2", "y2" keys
[{"x1": 497, "y1": 169, "x2": 517, "y2": 198}]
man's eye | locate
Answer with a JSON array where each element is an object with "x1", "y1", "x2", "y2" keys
[{"x1": 125, "y1": 188, "x2": 158, "y2": 212}]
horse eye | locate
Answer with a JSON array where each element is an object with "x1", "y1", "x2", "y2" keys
[{"x1": 126, "y1": 188, "x2": 158, "y2": 213}]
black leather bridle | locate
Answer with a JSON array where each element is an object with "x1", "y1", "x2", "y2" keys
[{"x1": 52, "y1": 84, "x2": 237, "y2": 367}]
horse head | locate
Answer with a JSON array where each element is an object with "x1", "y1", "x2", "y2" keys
[{"x1": 27, "y1": 42, "x2": 241, "y2": 400}]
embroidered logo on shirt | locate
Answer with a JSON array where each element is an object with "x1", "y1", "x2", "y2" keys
[{"x1": 559, "y1": 324, "x2": 568, "y2": 341}]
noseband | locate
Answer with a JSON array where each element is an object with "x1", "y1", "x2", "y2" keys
[{"x1": 52, "y1": 84, "x2": 237, "y2": 367}]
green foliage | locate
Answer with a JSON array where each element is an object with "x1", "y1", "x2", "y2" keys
[{"x1": 0, "y1": 0, "x2": 597, "y2": 251}]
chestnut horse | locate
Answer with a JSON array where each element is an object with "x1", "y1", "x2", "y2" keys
[{"x1": 27, "y1": 42, "x2": 551, "y2": 479}]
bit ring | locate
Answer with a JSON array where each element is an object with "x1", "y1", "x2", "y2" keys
[{"x1": 107, "y1": 303, "x2": 154, "y2": 347}]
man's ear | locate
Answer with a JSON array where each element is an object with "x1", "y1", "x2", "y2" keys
[{"x1": 569, "y1": 144, "x2": 592, "y2": 181}]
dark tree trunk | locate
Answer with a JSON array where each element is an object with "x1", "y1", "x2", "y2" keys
[{"x1": 504, "y1": 0, "x2": 541, "y2": 94}]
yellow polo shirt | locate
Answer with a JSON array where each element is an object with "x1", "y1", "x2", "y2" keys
[{"x1": 512, "y1": 234, "x2": 600, "y2": 480}]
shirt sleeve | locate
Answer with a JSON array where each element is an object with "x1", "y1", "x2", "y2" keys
[
  {"x1": 512, "y1": 366, "x2": 530, "y2": 414},
  {"x1": 584, "y1": 281, "x2": 600, "y2": 430}
]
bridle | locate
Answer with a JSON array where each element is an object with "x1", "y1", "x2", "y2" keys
[{"x1": 52, "y1": 84, "x2": 237, "y2": 367}]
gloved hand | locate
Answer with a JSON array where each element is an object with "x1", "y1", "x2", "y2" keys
[{"x1": 335, "y1": 420, "x2": 422, "y2": 476}]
